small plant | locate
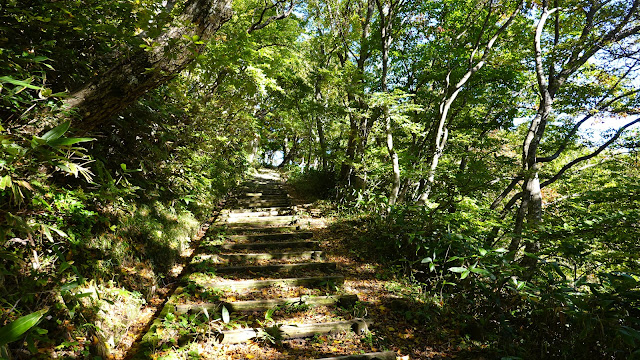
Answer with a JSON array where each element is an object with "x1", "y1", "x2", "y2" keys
[
  {"x1": 278, "y1": 299, "x2": 311, "y2": 314},
  {"x1": 254, "y1": 307, "x2": 284, "y2": 346},
  {"x1": 352, "y1": 301, "x2": 368, "y2": 318},
  {"x1": 0, "y1": 307, "x2": 49, "y2": 356}
]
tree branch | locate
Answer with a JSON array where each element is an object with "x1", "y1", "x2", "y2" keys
[
  {"x1": 541, "y1": 117, "x2": 640, "y2": 188},
  {"x1": 490, "y1": 176, "x2": 522, "y2": 210},
  {"x1": 248, "y1": 0, "x2": 295, "y2": 33},
  {"x1": 538, "y1": 88, "x2": 640, "y2": 163}
]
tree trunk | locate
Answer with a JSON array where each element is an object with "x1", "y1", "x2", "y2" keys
[
  {"x1": 63, "y1": 0, "x2": 233, "y2": 132},
  {"x1": 415, "y1": 1, "x2": 523, "y2": 205},
  {"x1": 279, "y1": 137, "x2": 299, "y2": 168},
  {"x1": 507, "y1": 6, "x2": 555, "y2": 263},
  {"x1": 314, "y1": 80, "x2": 328, "y2": 171},
  {"x1": 338, "y1": 0, "x2": 374, "y2": 186},
  {"x1": 376, "y1": 0, "x2": 401, "y2": 206}
]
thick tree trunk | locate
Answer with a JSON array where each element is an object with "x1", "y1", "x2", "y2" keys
[
  {"x1": 279, "y1": 137, "x2": 299, "y2": 168},
  {"x1": 63, "y1": 0, "x2": 233, "y2": 132}
]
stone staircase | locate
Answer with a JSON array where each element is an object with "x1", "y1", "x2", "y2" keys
[{"x1": 135, "y1": 169, "x2": 395, "y2": 359}]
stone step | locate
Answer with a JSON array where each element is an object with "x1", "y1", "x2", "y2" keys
[
  {"x1": 200, "y1": 251, "x2": 325, "y2": 262},
  {"x1": 237, "y1": 187, "x2": 283, "y2": 194},
  {"x1": 227, "y1": 232, "x2": 313, "y2": 242},
  {"x1": 217, "y1": 215, "x2": 297, "y2": 226},
  {"x1": 315, "y1": 352, "x2": 397, "y2": 360},
  {"x1": 241, "y1": 180, "x2": 282, "y2": 186},
  {"x1": 216, "y1": 240, "x2": 319, "y2": 251},
  {"x1": 238, "y1": 189, "x2": 286, "y2": 195},
  {"x1": 198, "y1": 275, "x2": 345, "y2": 291},
  {"x1": 231, "y1": 200, "x2": 291, "y2": 208},
  {"x1": 237, "y1": 193, "x2": 288, "y2": 198},
  {"x1": 174, "y1": 294, "x2": 358, "y2": 314},
  {"x1": 234, "y1": 195, "x2": 289, "y2": 201},
  {"x1": 221, "y1": 208, "x2": 294, "y2": 217},
  {"x1": 214, "y1": 318, "x2": 371, "y2": 344},
  {"x1": 213, "y1": 262, "x2": 337, "y2": 274},
  {"x1": 222, "y1": 226, "x2": 301, "y2": 234}
]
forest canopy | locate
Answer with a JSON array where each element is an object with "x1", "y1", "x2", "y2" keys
[{"x1": 1, "y1": 0, "x2": 639, "y2": 358}]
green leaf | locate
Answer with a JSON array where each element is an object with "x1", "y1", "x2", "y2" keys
[
  {"x1": 264, "y1": 307, "x2": 275, "y2": 323},
  {"x1": 0, "y1": 175, "x2": 11, "y2": 190},
  {"x1": 550, "y1": 262, "x2": 567, "y2": 281},
  {"x1": 0, "y1": 76, "x2": 43, "y2": 90},
  {"x1": 40, "y1": 121, "x2": 70, "y2": 143},
  {"x1": 74, "y1": 292, "x2": 94, "y2": 299},
  {"x1": 460, "y1": 270, "x2": 470, "y2": 279},
  {"x1": 222, "y1": 306, "x2": 230, "y2": 324},
  {"x1": 448, "y1": 266, "x2": 467, "y2": 273},
  {"x1": 0, "y1": 308, "x2": 48, "y2": 346},
  {"x1": 470, "y1": 267, "x2": 493, "y2": 277},
  {"x1": 41, "y1": 225, "x2": 53, "y2": 242},
  {"x1": 47, "y1": 137, "x2": 95, "y2": 146}
]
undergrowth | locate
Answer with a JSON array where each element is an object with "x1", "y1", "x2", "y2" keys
[
  {"x1": 332, "y1": 196, "x2": 640, "y2": 359},
  {"x1": 0, "y1": 82, "x2": 249, "y2": 358}
]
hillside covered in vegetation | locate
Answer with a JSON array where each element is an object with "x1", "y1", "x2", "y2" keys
[{"x1": 1, "y1": 0, "x2": 640, "y2": 358}]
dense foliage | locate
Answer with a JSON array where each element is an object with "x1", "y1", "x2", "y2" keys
[{"x1": 1, "y1": 0, "x2": 639, "y2": 358}]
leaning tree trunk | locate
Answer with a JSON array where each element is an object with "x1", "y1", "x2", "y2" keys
[{"x1": 63, "y1": 0, "x2": 233, "y2": 132}]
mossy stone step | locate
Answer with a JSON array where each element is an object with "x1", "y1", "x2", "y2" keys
[
  {"x1": 315, "y1": 352, "x2": 397, "y2": 360},
  {"x1": 213, "y1": 261, "x2": 337, "y2": 274},
  {"x1": 201, "y1": 251, "x2": 325, "y2": 262},
  {"x1": 214, "y1": 318, "x2": 371, "y2": 344},
  {"x1": 231, "y1": 202, "x2": 291, "y2": 209},
  {"x1": 215, "y1": 240, "x2": 319, "y2": 250},
  {"x1": 217, "y1": 215, "x2": 297, "y2": 226},
  {"x1": 227, "y1": 232, "x2": 313, "y2": 242},
  {"x1": 198, "y1": 275, "x2": 345, "y2": 291},
  {"x1": 221, "y1": 208, "x2": 294, "y2": 217},
  {"x1": 174, "y1": 294, "x2": 358, "y2": 314},
  {"x1": 223, "y1": 205, "x2": 292, "y2": 214},
  {"x1": 221, "y1": 226, "x2": 301, "y2": 234}
]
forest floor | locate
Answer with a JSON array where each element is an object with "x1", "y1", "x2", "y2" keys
[{"x1": 104, "y1": 173, "x2": 487, "y2": 360}]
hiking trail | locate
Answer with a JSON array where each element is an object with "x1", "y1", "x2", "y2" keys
[{"x1": 131, "y1": 169, "x2": 397, "y2": 360}]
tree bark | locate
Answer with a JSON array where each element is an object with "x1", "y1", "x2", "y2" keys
[
  {"x1": 63, "y1": 0, "x2": 233, "y2": 132},
  {"x1": 314, "y1": 79, "x2": 329, "y2": 171},
  {"x1": 376, "y1": 0, "x2": 401, "y2": 206},
  {"x1": 507, "y1": 6, "x2": 555, "y2": 264}
]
